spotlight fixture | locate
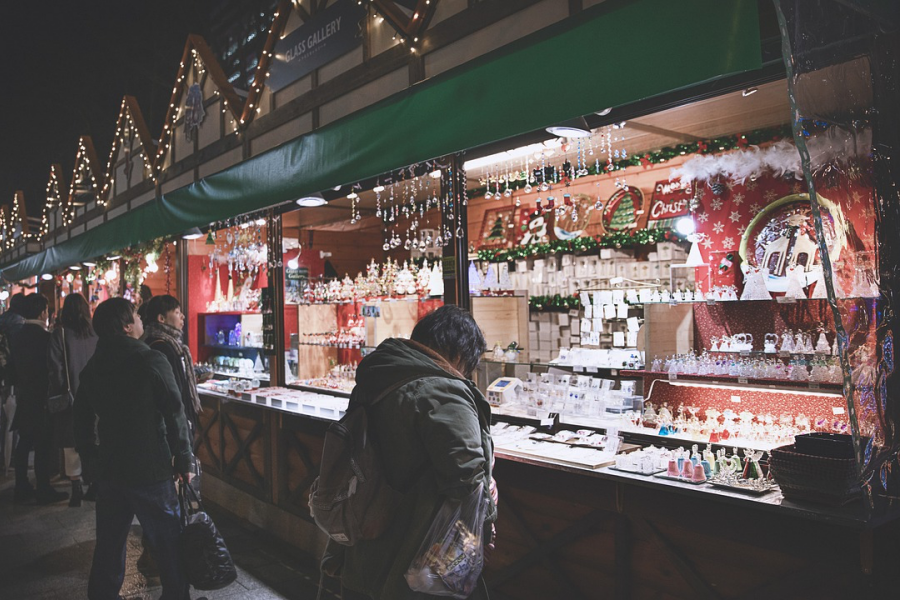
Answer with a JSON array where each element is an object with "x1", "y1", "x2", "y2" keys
[
  {"x1": 107, "y1": 255, "x2": 121, "y2": 260},
  {"x1": 545, "y1": 116, "x2": 592, "y2": 138},
  {"x1": 41, "y1": 273, "x2": 53, "y2": 280},
  {"x1": 372, "y1": 185, "x2": 385, "y2": 193},
  {"x1": 347, "y1": 192, "x2": 358, "y2": 200},
  {"x1": 181, "y1": 227, "x2": 204, "y2": 240},
  {"x1": 296, "y1": 192, "x2": 327, "y2": 207},
  {"x1": 82, "y1": 261, "x2": 97, "y2": 267},
  {"x1": 69, "y1": 265, "x2": 82, "y2": 271},
  {"x1": 429, "y1": 170, "x2": 442, "y2": 179}
]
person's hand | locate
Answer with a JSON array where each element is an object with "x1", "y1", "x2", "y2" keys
[
  {"x1": 485, "y1": 523, "x2": 497, "y2": 563},
  {"x1": 176, "y1": 471, "x2": 194, "y2": 484}
]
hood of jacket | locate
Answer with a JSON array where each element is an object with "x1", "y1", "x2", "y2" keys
[
  {"x1": 0, "y1": 311, "x2": 24, "y2": 335},
  {"x1": 354, "y1": 338, "x2": 467, "y2": 403}
]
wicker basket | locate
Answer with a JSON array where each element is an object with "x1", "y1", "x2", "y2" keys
[{"x1": 769, "y1": 444, "x2": 860, "y2": 506}]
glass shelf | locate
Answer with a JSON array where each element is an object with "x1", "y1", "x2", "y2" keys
[
  {"x1": 295, "y1": 342, "x2": 366, "y2": 349},
  {"x1": 630, "y1": 370, "x2": 843, "y2": 392},
  {"x1": 210, "y1": 370, "x2": 270, "y2": 381},
  {"x1": 481, "y1": 359, "x2": 641, "y2": 374},
  {"x1": 203, "y1": 344, "x2": 265, "y2": 351}
]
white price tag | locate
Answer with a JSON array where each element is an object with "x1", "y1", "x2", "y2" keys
[
  {"x1": 541, "y1": 417, "x2": 555, "y2": 427},
  {"x1": 832, "y1": 406, "x2": 846, "y2": 415}
]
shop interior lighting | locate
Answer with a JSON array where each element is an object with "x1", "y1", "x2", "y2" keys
[
  {"x1": 545, "y1": 116, "x2": 592, "y2": 139},
  {"x1": 82, "y1": 261, "x2": 97, "y2": 267},
  {"x1": 596, "y1": 107, "x2": 613, "y2": 116},
  {"x1": 675, "y1": 216, "x2": 696, "y2": 236},
  {"x1": 107, "y1": 255, "x2": 121, "y2": 260},
  {"x1": 347, "y1": 192, "x2": 358, "y2": 200},
  {"x1": 69, "y1": 265, "x2": 81, "y2": 271},
  {"x1": 372, "y1": 184, "x2": 385, "y2": 193},
  {"x1": 0, "y1": 291, "x2": 8, "y2": 301},
  {"x1": 429, "y1": 170, "x2": 443, "y2": 179},
  {"x1": 41, "y1": 273, "x2": 53, "y2": 280},
  {"x1": 464, "y1": 138, "x2": 562, "y2": 171},
  {"x1": 742, "y1": 87, "x2": 758, "y2": 97},
  {"x1": 287, "y1": 247, "x2": 301, "y2": 270},
  {"x1": 181, "y1": 227, "x2": 204, "y2": 240},
  {"x1": 296, "y1": 192, "x2": 327, "y2": 207}
]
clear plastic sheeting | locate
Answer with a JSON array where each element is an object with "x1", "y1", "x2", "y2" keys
[{"x1": 774, "y1": 0, "x2": 900, "y2": 504}]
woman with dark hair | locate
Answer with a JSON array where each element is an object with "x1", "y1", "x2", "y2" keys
[{"x1": 48, "y1": 293, "x2": 98, "y2": 506}]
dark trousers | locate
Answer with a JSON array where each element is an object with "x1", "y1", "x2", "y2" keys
[
  {"x1": 88, "y1": 479, "x2": 189, "y2": 600},
  {"x1": 14, "y1": 412, "x2": 53, "y2": 492}
]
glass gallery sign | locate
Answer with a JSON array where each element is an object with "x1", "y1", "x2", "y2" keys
[{"x1": 267, "y1": 0, "x2": 367, "y2": 92}]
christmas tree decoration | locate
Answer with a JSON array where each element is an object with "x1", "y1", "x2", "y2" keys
[
  {"x1": 429, "y1": 262, "x2": 444, "y2": 297},
  {"x1": 469, "y1": 261, "x2": 484, "y2": 294}
]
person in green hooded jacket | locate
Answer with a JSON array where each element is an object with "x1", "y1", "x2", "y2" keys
[{"x1": 323, "y1": 305, "x2": 497, "y2": 600}]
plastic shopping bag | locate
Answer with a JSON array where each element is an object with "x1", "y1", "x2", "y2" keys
[{"x1": 405, "y1": 483, "x2": 486, "y2": 598}]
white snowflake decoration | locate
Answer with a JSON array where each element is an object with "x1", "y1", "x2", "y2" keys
[
  {"x1": 729, "y1": 210, "x2": 741, "y2": 223},
  {"x1": 722, "y1": 236, "x2": 735, "y2": 248},
  {"x1": 737, "y1": 224, "x2": 748, "y2": 236},
  {"x1": 764, "y1": 190, "x2": 779, "y2": 202},
  {"x1": 733, "y1": 193, "x2": 745, "y2": 205},
  {"x1": 702, "y1": 237, "x2": 714, "y2": 249},
  {"x1": 749, "y1": 203, "x2": 762, "y2": 216},
  {"x1": 710, "y1": 198, "x2": 724, "y2": 211},
  {"x1": 697, "y1": 212, "x2": 710, "y2": 223},
  {"x1": 712, "y1": 221, "x2": 725, "y2": 234}
]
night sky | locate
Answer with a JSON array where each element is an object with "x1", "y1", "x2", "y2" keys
[{"x1": 0, "y1": 1, "x2": 216, "y2": 220}]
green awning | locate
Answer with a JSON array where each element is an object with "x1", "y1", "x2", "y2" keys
[{"x1": 2, "y1": 0, "x2": 761, "y2": 281}]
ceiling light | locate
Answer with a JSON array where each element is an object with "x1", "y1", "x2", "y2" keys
[
  {"x1": 107, "y1": 255, "x2": 121, "y2": 260},
  {"x1": 0, "y1": 291, "x2": 8, "y2": 301},
  {"x1": 255, "y1": 218, "x2": 266, "y2": 226},
  {"x1": 372, "y1": 185, "x2": 385, "y2": 193},
  {"x1": 69, "y1": 265, "x2": 82, "y2": 271},
  {"x1": 296, "y1": 192, "x2": 327, "y2": 207},
  {"x1": 742, "y1": 87, "x2": 758, "y2": 97},
  {"x1": 347, "y1": 192, "x2": 358, "y2": 200},
  {"x1": 181, "y1": 227, "x2": 204, "y2": 240},
  {"x1": 429, "y1": 170, "x2": 442, "y2": 179},
  {"x1": 596, "y1": 107, "x2": 613, "y2": 116},
  {"x1": 545, "y1": 116, "x2": 592, "y2": 138},
  {"x1": 82, "y1": 261, "x2": 97, "y2": 267},
  {"x1": 41, "y1": 273, "x2": 53, "y2": 281}
]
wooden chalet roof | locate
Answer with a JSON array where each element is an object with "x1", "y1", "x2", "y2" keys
[
  {"x1": 68, "y1": 136, "x2": 103, "y2": 208},
  {"x1": 153, "y1": 34, "x2": 244, "y2": 174},
  {"x1": 100, "y1": 95, "x2": 156, "y2": 200}
]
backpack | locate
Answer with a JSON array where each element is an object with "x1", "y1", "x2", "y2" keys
[{"x1": 309, "y1": 376, "x2": 422, "y2": 546}]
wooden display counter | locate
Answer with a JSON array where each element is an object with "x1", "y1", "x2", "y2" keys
[{"x1": 195, "y1": 390, "x2": 900, "y2": 599}]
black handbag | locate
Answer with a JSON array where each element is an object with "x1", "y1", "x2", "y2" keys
[
  {"x1": 47, "y1": 328, "x2": 74, "y2": 414},
  {"x1": 178, "y1": 480, "x2": 237, "y2": 590}
]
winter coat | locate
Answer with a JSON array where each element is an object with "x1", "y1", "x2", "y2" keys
[
  {"x1": 47, "y1": 327, "x2": 98, "y2": 448},
  {"x1": 8, "y1": 321, "x2": 50, "y2": 431},
  {"x1": 324, "y1": 338, "x2": 497, "y2": 600},
  {"x1": 0, "y1": 310, "x2": 25, "y2": 390},
  {"x1": 73, "y1": 335, "x2": 193, "y2": 487}
]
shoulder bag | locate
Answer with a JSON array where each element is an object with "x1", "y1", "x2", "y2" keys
[{"x1": 48, "y1": 328, "x2": 74, "y2": 414}]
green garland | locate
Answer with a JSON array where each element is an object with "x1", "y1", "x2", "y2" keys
[
  {"x1": 477, "y1": 227, "x2": 680, "y2": 263},
  {"x1": 469, "y1": 124, "x2": 792, "y2": 197},
  {"x1": 529, "y1": 294, "x2": 581, "y2": 312}
]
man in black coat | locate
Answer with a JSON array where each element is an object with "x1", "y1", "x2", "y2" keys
[
  {"x1": 9, "y1": 293, "x2": 68, "y2": 504},
  {"x1": 74, "y1": 298, "x2": 197, "y2": 600}
]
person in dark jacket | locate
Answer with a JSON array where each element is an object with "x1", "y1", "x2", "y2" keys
[
  {"x1": 9, "y1": 293, "x2": 69, "y2": 504},
  {"x1": 48, "y1": 293, "x2": 98, "y2": 507},
  {"x1": 0, "y1": 292, "x2": 27, "y2": 470},
  {"x1": 324, "y1": 305, "x2": 497, "y2": 600},
  {"x1": 74, "y1": 298, "x2": 196, "y2": 600},
  {"x1": 143, "y1": 295, "x2": 201, "y2": 437}
]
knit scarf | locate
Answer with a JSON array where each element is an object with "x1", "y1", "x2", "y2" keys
[{"x1": 145, "y1": 321, "x2": 201, "y2": 416}]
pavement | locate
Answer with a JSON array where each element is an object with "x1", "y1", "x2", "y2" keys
[{"x1": 0, "y1": 472, "x2": 342, "y2": 600}]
